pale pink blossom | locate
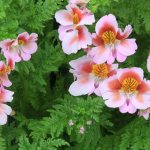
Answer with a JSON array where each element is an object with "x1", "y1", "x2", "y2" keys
[
  {"x1": 147, "y1": 54, "x2": 150, "y2": 72},
  {"x1": 55, "y1": 4, "x2": 95, "y2": 54},
  {"x1": 88, "y1": 14, "x2": 137, "y2": 64},
  {"x1": 138, "y1": 108, "x2": 150, "y2": 120},
  {"x1": 0, "y1": 32, "x2": 38, "y2": 62},
  {"x1": 0, "y1": 103, "x2": 12, "y2": 125},
  {"x1": 69, "y1": 55, "x2": 118, "y2": 96},
  {"x1": 101, "y1": 67, "x2": 150, "y2": 114},
  {"x1": 68, "y1": 119, "x2": 74, "y2": 126},
  {"x1": 79, "y1": 126, "x2": 85, "y2": 134},
  {"x1": 86, "y1": 120, "x2": 92, "y2": 125}
]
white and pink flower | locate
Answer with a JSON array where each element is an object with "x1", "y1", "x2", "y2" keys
[
  {"x1": 55, "y1": 4, "x2": 95, "y2": 54},
  {"x1": 88, "y1": 14, "x2": 137, "y2": 64},
  {"x1": 0, "y1": 32, "x2": 38, "y2": 62},
  {"x1": 101, "y1": 67, "x2": 150, "y2": 114},
  {"x1": 69, "y1": 55, "x2": 118, "y2": 96}
]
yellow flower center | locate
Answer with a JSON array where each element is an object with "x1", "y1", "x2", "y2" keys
[
  {"x1": 18, "y1": 40, "x2": 24, "y2": 45},
  {"x1": 102, "y1": 31, "x2": 116, "y2": 44},
  {"x1": 73, "y1": 13, "x2": 80, "y2": 25},
  {"x1": 0, "y1": 66, "x2": 11, "y2": 76},
  {"x1": 121, "y1": 77, "x2": 139, "y2": 93},
  {"x1": 92, "y1": 63, "x2": 109, "y2": 79}
]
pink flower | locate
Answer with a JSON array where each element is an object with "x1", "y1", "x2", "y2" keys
[
  {"x1": 138, "y1": 108, "x2": 150, "y2": 120},
  {"x1": 79, "y1": 126, "x2": 85, "y2": 134},
  {"x1": 147, "y1": 54, "x2": 150, "y2": 72},
  {"x1": 55, "y1": 5, "x2": 95, "y2": 54},
  {"x1": 101, "y1": 67, "x2": 150, "y2": 114},
  {"x1": 55, "y1": 4, "x2": 95, "y2": 27},
  {"x1": 68, "y1": 119, "x2": 74, "y2": 126},
  {"x1": 0, "y1": 103, "x2": 12, "y2": 125},
  {"x1": 69, "y1": 55, "x2": 118, "y2": 96},
  {"x1": 86, "y1": 120, "x2": 92, "y2": 125},
  {"x1": 88, "y1": 14, "x2": 137, "y2": 64},
  {"x1": 0, "y1": 32, "x2": 38, "y2": 62}
]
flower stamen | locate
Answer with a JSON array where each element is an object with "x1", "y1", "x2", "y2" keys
[
  {"x1": 102, "y1": 31, "x2": 116, "y2": 44},
  {"x1": 92, "y1": 63, "x2": 109, "y2": 79},
  {"x1": 121, "y1": 77, "x2": 139, "y2": 93}
]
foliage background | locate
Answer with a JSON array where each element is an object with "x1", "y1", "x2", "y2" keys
[{"x1": 0, "y1": 0, "x2": 150, "y2": 149}]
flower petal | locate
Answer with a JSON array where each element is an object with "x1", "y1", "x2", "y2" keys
[
  {"x1": 96, "y1": 14, "x2": 118, "y2": 37},
  {"x1": 105, "y1": 92, "x2": 126, "y2": 108},
  {"x1": 119, "y1": 100, "x2": 137, "y2": 114},
  {"x1": 69, "y1": 78, "x2": 95, "y2": 96},
  {"x1": 117, "y1": 67, "x2": 144, "y2": 84},
  {"x1": 132, "y1": 94, "x2": 150, "y2": 109},
  {"x1": 116, "y1": 25, "x2": 133, "y2": 40},
  {"x1": 62, "y1": 29, "x2": 79, "y2": 54},
  {"x1": 116, "y1": 39, "x2": 137, "y2": 56},
  {"x1": 55, "y1": 10, "x2": 73, "y2": 26},
  {"x1": 116, "y1": 51, "x2": 127, "y2": 62},
  {"x1": 88, "y1": 46, "x2": 110, "y2": 64}
]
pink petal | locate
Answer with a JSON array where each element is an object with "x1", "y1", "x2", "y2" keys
[
  {"x1": 94, "y1": 84, "x2": 102, "y2": 96},
  {"x1": 29, "y1": 33, "x2": 38, "y2": 42},
  {"x1": 23, "y1": 42, "x2": 38, "y2": 54},
  {"x1": 78, "y1": 13, "x2": 95, "y2": 25},
  {"x1": 18, "y1": 32, "x2": 30, "y2": 42},
  {"x1": 116, "y1": 25, "x2": 132, "y2": 40},
  {"x1": 119, "y1": 100, "x2": 137, "y2": 114},
  {"x1": 62, "y1": 29, "x2": 79, "y2": 54},
  {"x1": 55, "y1": 10, "x2": 73, "y2": 26},
  {"x1": 105, "y1": 92, "x2": 126, "y2": 108},
  {"x1": 3, "y1": 89, "x2": 14, "y2": 102},
  {"x1": 88, "y1": 46, "x2": 110, "y2": 64},
  {"x1": 96, "y1": 14, "x2": 118, "y2": 37},
  {"x1": 69, "y1": 55, "x2": 92, "y2": 70},
  {"x1": 21, "y1": 52, "x2": 31, "y2": 61},
  {"x1": 117, "y1": 68, "x2": 144, "y2": 84},
  {"x1": 132, "y1": 94, "x2": 150, "y2": 109},
  {"x1": 78, "y1": 26, "x2": 92, "y2": 48},
  {"x1": 101, "y1": 75, "x2": 121, "y2": 93},
  {"x1": 69, "y1": 78, "x2": 95, "y2": 96},
  {"x1": 0, "y1": 111, "x2": 7, "y2": 125},
  {"x1": 116, "y1": 51, "x2": 127, "y2": 62},
  {"x1": 1, "y1": 75, "x2": 12, "y2": 87},
  {"x1": 0, "y1": 39, "x2": 14, "y2": 52},
  {"x1": 92, "y1": 33, "x2": 104, "y2": 46},
  {"x1": 116, "y1": 39, "x2": 137, "y2": 56},
  {"x1": 1, "y1": 104, "x2": 12, "y2": 115},
  {"x1": 58, "y1": 25, "x2": 74, "y2": 41},
  {"x1": 107, "y1": 51, "x2": 116, "y2": 64},
  {"x1": 147, "y1": 55, "x2": 150, "y2": 72}
]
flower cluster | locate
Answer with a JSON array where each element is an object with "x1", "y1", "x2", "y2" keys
[
  {"x1": 55, "y1": 0, "x2": 150, "y2": 119},
  {"x1": 0, "y1": 32, "x2": 38, "y2": 125}
]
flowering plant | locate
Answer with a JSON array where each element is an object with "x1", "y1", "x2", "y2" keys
[{"x1": 0, "y1": 0, "x2": 150, "y2": 149}]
